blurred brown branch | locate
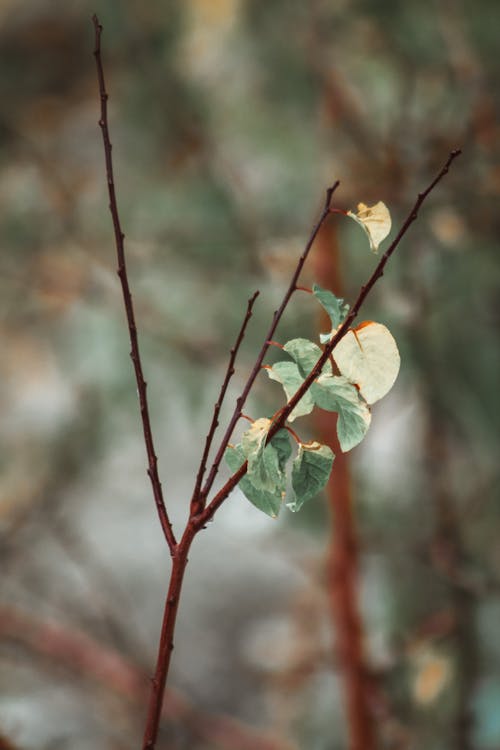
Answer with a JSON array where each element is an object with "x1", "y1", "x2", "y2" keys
[
  {"x1": 314, "y1": 223, "x2": 376, "y2": 750},
  {"x1": 0, "y1": 605, "x2": 295, "y2": 750},
  {"x1": 0, "y1": 733, "x2": 22, "y2": 750}
]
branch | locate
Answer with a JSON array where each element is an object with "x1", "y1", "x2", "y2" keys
[
  {"x1": 190, "y1": 291, "x2": 260, "y2": 515},
  {"x1": 314, "y1": 222, "x2": 375, "y2": 750},
  {"x1": 197, "y1": 149, "x2": 461, "y2": 527},
  {"x1": 199, "y1": 181, "x2": 340, "y2": 503},
  {"x1": 92, "y1": 15, "x2": 176, "y2": 553}
]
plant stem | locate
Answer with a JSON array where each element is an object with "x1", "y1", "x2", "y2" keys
[
  {"x1": 141, "y1": 524, "x2": 196, "y2": 750},
  {"x1": 92, "y1": 14, "x2": 176, "y2": 553}
]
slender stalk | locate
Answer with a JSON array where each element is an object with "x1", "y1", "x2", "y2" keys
[
  {"x1": 92, "y1": 15, "x2": 176, "y2": 553},
  {"x1": 190, "y1": 291, "x2": 260, "y2": 515}
]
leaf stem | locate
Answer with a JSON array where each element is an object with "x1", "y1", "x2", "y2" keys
[
  {"x1": 284, "y1": 425, "x2": 301, "y2": 444},
  {"x1": 295, "y1": 285, "x2": 313, "y2": 293},
  {"x1": 266, "y1": 340, "x2": 285, "y2": 349}
]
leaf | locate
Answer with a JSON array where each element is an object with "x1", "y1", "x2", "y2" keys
[
  {"x1": 283, "y1": 338, "x2": 331, "y2": 378},
  {"x1": 241, "y1": 417, "x2": 283, "y2": 493},
  {"x1": 225, "y1": 444, "x2": 283, "y2": 518},
  {"x1": 288, "y1": 442, "x2": 334, "y2": 512},
  {"x1": 241, "y1": 417, "x2": 272, "y2": 457},
  {"x1": 248, "y1": 441, "x2": 283, "y2": 492},
  {"x1": 311, "y1": 375, "x2": 371, "y2": 452},
  {"x1": 412, "y1": 651, "x2": 452, "y2": 705},
  {"x1": 312, "y1": 284, "x2": 350, "y2": 331},
  {"x1": 333, "y1": 321, "x2": 400, "y2": 404},
  {"x1": 319, "y1": 331, "x2": 334, "y2": 344},
  {"x1": 347, "y1": 201, "x2": 391, "y2": 253},
  {"x1": 266, "y1": 361, "x2": 315, "y2": 422},
  {"x1": 270, "y1": 429, "x2": 292, "y2": 471}
]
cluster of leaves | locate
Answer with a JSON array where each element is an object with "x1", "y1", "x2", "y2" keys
[
  {"x1": 225, "y1": 421, "x2": 324, "y2": 518},
  {"x1": 225, "y1": 202, "x2": 398, "y2": 517}
]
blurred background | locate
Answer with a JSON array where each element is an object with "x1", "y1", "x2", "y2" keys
[{"x1": 0, "y1": 1, "x2": 499, "y2": 749}]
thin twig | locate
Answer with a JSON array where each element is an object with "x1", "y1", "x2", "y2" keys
[
  {"x1": 197, "y1": 149, "x2": 461, "y2": 527},
  {"x1": 199, "y1": 181, "x2": 340, "y2": 503},
  {"x1": 190, "y1": 290, "x2": 260, "y2": 515},
  {"x1": 92, "y1": 15, "x2": 176, "y2": 553}
]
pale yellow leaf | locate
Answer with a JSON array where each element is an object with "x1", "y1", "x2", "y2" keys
[
  {"x1": 347, "y1": 201, "x2": 392, "y2": 253},
  {"x1": 333, "y1": 321, "x2": 400, "y2": 404},
  {"x1": 241, "y1": 417, "x2": 272, "y2": 455}
]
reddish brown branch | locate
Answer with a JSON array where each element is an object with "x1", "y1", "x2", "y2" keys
[
  {"x1": 92, "y1": 15, "x2": 176, "y2": 553},
  {"x1": 199, "y1": 181, "x2": 340, "y2": 503},
  {"x1": 315, "y1": 223, "x2": 375, "y2": 750},
  {"x1": 190, "y1": 290, "x2": 260, "y2": 515}
]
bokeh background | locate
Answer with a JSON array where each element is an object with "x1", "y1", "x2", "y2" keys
[{"x1": 1, "y1": 1, "x2": 499, "y2": 749}]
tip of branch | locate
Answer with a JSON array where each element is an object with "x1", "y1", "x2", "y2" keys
[
  {"x1": 92, "y1": 14, "x2": 102, "y2": 33},
  {"x1": 325, "y1": 180, "x2": 340, "y2": 208}
]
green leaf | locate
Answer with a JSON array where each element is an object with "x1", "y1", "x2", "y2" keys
[
  {"x1": 225, "y1": 444, "x2": 283, "y2": 518},
  {"x1": 241, "y1": 417, "x2": 283, "y2": 492},
  {"x1": 312, "y1": 284, "x2": 349, "y2": 336},
  {"x1": 288, "y1": 442, "x2": 334, "y2": 512},
  {"x1": 270, "y1": 429, "x2": 292, "y2": 471},
  {"x1": 248, "y1": 441, "x2": 283, "y2": 492},
  {"x1": 283, "y1": 338, "x2": 332, "y2": 378},
  {"x1": 320, "y1": 331, "x2": 334, "y2": 344},
  {"x1": 311, "y1": 375, "x2": 371, "y2": 452},
  {"x1": 266, "y1": 361, "x2": 315, "y2": 422}
]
